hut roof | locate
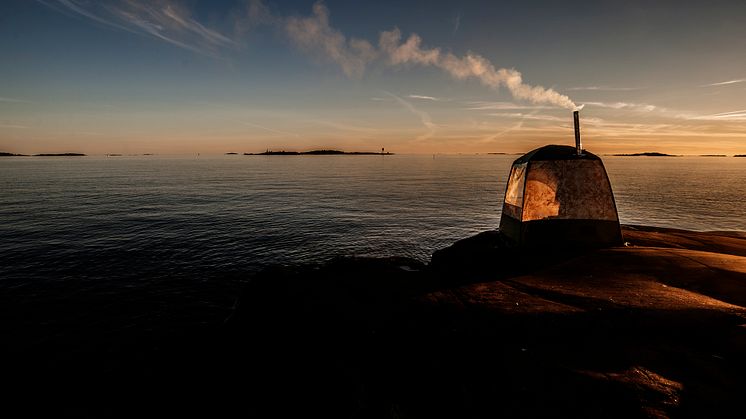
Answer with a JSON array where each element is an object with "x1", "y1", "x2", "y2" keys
[{"x1": 513, "y1": 145, "x2": 600, "y2": 164}]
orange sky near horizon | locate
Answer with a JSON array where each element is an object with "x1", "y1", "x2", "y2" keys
[{"x1": 2, "y1": 1, "x2": 746, "y2": 156}]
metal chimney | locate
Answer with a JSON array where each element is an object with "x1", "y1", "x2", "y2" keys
[{"x1": 573, "y1": 110, "x2": 582, "y2": 155}]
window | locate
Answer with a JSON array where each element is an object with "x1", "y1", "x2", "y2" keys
[{"x1": 504, "y1": 163, "x2": 527, "y2": 207}]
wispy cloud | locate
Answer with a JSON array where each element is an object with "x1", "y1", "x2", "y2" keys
[
  {"x1": 0, "y1": 96, "x2": 30, "y2": 103},
  {"x1": 0, "y1": 123, "x2": 29, "y2": 129},
  {"x1": 452, "y1": 12, "x2": 461, "y2": 35},
  {"x1": 566, "y1": 86, "x2": 641, "y2": 91},
  {"x1": 488, "y1": 113, "x2": 565, "y2": 122},
  {"x1": 701, "y1": 79, "x2": 746, "y2": 87},
  {"x1": 681, "y1": 109, "x2": 746, "y2": 121},
  {"x1": 408, "y1": 94, "x2": 442, "y2": 101},
  {"x1": 466, "y1": 101, "x2": 552, "y2": 111},
  {"x1": 583, "y1": 101, "x2": 660, "y2": 112},
  {"x1": 38, "y1": 0, "x2": 236, "y2": 57}
]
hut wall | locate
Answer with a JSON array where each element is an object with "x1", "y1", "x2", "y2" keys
[{"x1": 522, "y1": 160, "x2": 618, "y2": 222}]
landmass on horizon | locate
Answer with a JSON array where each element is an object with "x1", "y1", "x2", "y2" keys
[
  {"x1": 611, "y1": 152, "x2": 677, "y2": 157},
  {"x1": 243, "y1": 149, "x2": 394, "y2": 156},
  {"x1": 0, "y1": 152, "x2": 87, "y2": 157}
]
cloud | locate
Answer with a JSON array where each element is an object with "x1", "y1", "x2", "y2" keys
[
  {"x1": 0, "y1": 96, "x2": 30, "y2": 103},
  {"x1": 38, "y1": 0, "x2": 236, "y2": 57},
  {"x1": 408, "y1": 94, "x2": 442, "y2": 101},
  {"x1": 452, "y1": 12, "x2": 461, "y2": 35},
  {"x1": 284, "y1": 2, "x2": 377, "y2": 78},
  {"x1": 701, "y1": 79, "x2": 746, "y2": 87},
  {"x1": 488, "y1": 113, "x2": 565, "y2": 122},
  {"x1": 681, "y1": 109, "x2": 746, "y2": 121},
  {"x1": 232, "y1": 0, "x2": 276, "y2": 37},
  {"x1": 0, "y1": 123, "x2": 29, "y2": 129},
  {"x1": 583, "y1": 101, "x2": 660, "y2": 112},
  {"x1": 566, "y1": 86, "x2": 641, "y2": 91},
  {"x1": 465, "y1": 101, "x2": 553, "y2": 111}
]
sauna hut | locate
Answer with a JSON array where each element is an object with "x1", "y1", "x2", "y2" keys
[{"x1": 498, "y1": 111, "x2": 623, "y2": 247}]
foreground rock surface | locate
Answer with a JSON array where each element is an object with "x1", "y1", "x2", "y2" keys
[{"x1": 230, "y1": 225, "x2": 746, "y2": 418}]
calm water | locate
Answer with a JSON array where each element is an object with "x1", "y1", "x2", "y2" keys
[{"x1": 2, "y1": 155, "x2": 745, "y2": 329}]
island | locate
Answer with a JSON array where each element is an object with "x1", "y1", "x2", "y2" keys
[
  {"x1": 735, "y1": 154, "x2": 746, "y2": 157},
  {"x1": 32, "y1": 153, "x2": 87, "y2": 157},
  {"x1": 0, "y1": 152, "x2": 29, "y2": 156},
  {"x1": 700, "y1": 154, "x2": 727, "y2": 157},
  {"x1": 225, "y1": 152, "x2": 238, "y2": 155},
  {"x1": 611, "y1": 152, "x2": 676, "y2": 157},
  {"x1": 245, "y1": 149, "x2": 393, "y2": 155}
]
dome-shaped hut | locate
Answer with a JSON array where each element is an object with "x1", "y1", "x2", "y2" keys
[{"x1": 499, "y1": 112, "x2": 622, "y2": 247}]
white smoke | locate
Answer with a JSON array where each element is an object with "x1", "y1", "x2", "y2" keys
[
  {"x1": 286, "y1": 3, "x2": 577, "y2": 110},
  {"x1": 379, "y1": 28, "x2": 577, "y2": 110},
  {"x1": 285, "y1": 3, "x2": 377, "y2": 79}
]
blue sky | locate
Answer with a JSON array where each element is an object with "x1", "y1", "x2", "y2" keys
[{"x1": 2, "y1": 0, "x2": 746, "y2": 154}]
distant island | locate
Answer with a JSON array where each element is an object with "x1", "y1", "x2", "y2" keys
[
  {"x1": 700, "y1": 154, "x2": 727, "y2": 157},
  {"x1": 245, "y1": 149, "x2": 393, "y2": 156},
  {"x1": 735, "y1": 154, "x2": 746, "y2": 157},
  {"x1": 225, "y1": 152, "x2": 239, "y2": 155},
  {"x1": 33, "y1": 153, "x2": 87, "y2": 157},
  {"x1": 611, "y1": 152, "x2": 676, "y2": 157},
  {"x1": 2, "y1": 152, "x2": 87, "y2": 157}
]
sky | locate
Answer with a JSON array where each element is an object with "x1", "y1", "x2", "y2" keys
[{"x1": 1, "y1": 0, "x2": 746, "y2": 155}]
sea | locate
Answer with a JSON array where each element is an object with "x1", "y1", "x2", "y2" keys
[{"x1": 2, "y1": 154, "x2": 745, "y2": 333}]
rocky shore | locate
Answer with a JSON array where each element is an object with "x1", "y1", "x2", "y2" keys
[
  {"x1": 224, "y1": 225, "x2": 746, "y2": 418},
  {"x1": 4, "y1": 225, "x2": 746, "y2": 418}
]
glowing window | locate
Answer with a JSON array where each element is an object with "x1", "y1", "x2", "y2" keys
[{"x1": 504, "y1": 163, "x2": 527, "y2": 207}]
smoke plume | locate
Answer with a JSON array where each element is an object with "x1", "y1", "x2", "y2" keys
[
  {"x1": 287, "y1": 2, "x2": 577, "y2": 110},
  {"x1": 379, "y1": 29, "x2": 576, "y2": 109},
  {"x1": 285, "y1": 3, "x2": 377, "y2": 79}
]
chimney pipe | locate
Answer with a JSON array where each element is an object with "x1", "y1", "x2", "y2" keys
[{"x1": 573, "y1": 110, "x2": 582, "y2": 155}]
